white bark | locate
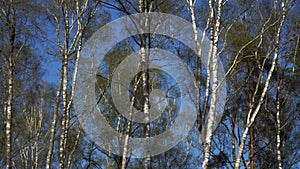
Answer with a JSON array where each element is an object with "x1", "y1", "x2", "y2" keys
[
  {"x1": 234, "y1": 1, "x2": 286, "y2": 168},
  {"x1": 59, "y1": 3, "x2": 70, "y2": 166},
  {"x1": 186, "y1": 0, "x2": 211, "y2": 131},
  {"x1": 44, "y1": 1, "x2": 98, "y2": 168},
  {"x1": 46, "y1": 10, "x2": 63, "y2": 169},
  {"x1": 142, "y1": 19, "x2": 151, "y2": 169},
  {"x1": 4, "y1": 1, "x2": 16, "y2": 168},
  {"x1": 139, "y1": 1, "x2": 151, "y2": 168},
  {"x1": 121, "y1": 1, "x2": 152, "y2": 167},
  {"x1": 6, "y1": 55, "x2": 13, "y2": 169},
  {"x1": 121, "y1": 76, "x2": 140, "y2": 169},
  {"x1": 276, "y1": 82, "x2": 282, "y2": 169},
  {"x1": 202, "y1": 0, "x2": 223, "y2": 168},
  {"x1": 46, "y1": 67, "x2": 63, "y2": 169},
  {"x1": 65, "y1": 1, "x2": 86, "y2": 167},
  {"x1": 141, "y1": 46, "x2": 151, "y2": 169},
  {"x1": 202, "y1": 0, "x2": 214, "y2": 126},
  {"x1": 276, "y1": 71, "x2": 282, "y2": 169}
]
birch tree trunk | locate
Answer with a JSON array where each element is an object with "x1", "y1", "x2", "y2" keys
[
  {"x1": 276, "y1": 65, "x2": 282, "y2": 169},
  {"x1": 6, "y1": 35, "x2": 14, "y2": 169},
  {"x1": 45, "y1": 8, "x2": 64, "y2": 169},
  {"x1": 141, "y1": 46, "x2": 150, "y2": 169},
  {"x1": 4, "y1": 1, "x2": 16, "y2": 168},
  {"x1": 59, "y1": 1, "x2": 70, "y2": 167},
  {"x1": 202, "y1": 0, "x2": 223, "y2": 168},
  {"x1": 65, "y1": 1, "x2": 85, "y2": 167},
  {"x1": 44, "y1": 1, "x2": 98, "y2": 167},
  {"x1": 120, "y1": 75, "x2": 140, "y2": 169},
  {"x1": 248, "y1": 73, "x2": 254, "y2": 169},
  {"x1": 46, "y1": 65, "x2": 63, "y2": 169},
  {"x1": 234, "y1": 1, "x2": 287, "y2": 168},
  {"x1": 121, "y1": 1, "x2": 151, "y2": 168},
  {"x1": 139, "y1": 0, "x2": 151, "y2": 168},
  {"x1": 186, "y1": 0, "x2": 210, "y2": 132}
]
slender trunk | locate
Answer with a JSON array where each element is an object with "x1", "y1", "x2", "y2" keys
[
  {"x1": 46, "y1": 68, "x2": 63, "y2": 169},
  {"x1": 234, "y1": 1, "x2": 286, "y2": 168},
  {"x1": 59, "y1": 2, "x2": 70, "y2": 167},
  {"x1": 248, "y1": 76, "x2": 254, "y2": 169},
  {"x1": 141, "y1": 46, "x2": 150, "y2": 169},
  {"x1": 66, "y1": 127, "x2": 81, "y2": 169},
  {"x1": 46, "y1": 6, "x2": 64, "y2": 168},
  {"x1": 202, "y1": 0, "x2": 213, "y2": 127},
  {"x1": 120, "y1": 76, "x2": 139, "y2": 169},
  {"x1": 276, "y1": 69, "x2": 282, "y2": 169},
  {"x1": 6, "y1": 43, "x2": 14, "y2": 169},
  {"x1": 65, "y1": 1, "x2": 84, "y2": 168},
  {"x1": 35, "y1": 98, "x2": 43, "y2": 169},
  {"x1": 202, "y1": 0, "x2": 223, "y2": 168},
  {"x1": 5, "y1": 2, "x2": 16, "y2": 168},
  {"x1": 138, "y1": 1, "x2": 150, "y2": 168},
  {"x1": 186, "y1": 0, "x2": 210, "y2": 132},
  {"x1": 59, "y1": 38, "x2": 69, "y2": 169},
  {"x1": 44, "y1": 1, "x2": 97, "y2": 168},
  {"x1": 120, "y1": 116, "x2": 130, "y2": 169},
  {"x1": 249, "y1": 127, "x2": 254, "y2": 169},
  {"x1": 119, "y1": 28, "x2": 150, "y2": 169},
  {"x1": 187, "y1": 0, "x2": 202, "y2": 130},
  {"x1": 230, "y1": 118, "x2": 236, "y2": 164}
]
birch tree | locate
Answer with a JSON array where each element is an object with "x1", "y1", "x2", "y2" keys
[
  {"x1": 0, "y1": 1, "x2": 50, "y2": 168},
  {"x1": 201, "y1": 0, "x2": 224, "y2": 168},
  {"x1": 234, "y1": 0, "x2": 287, "y2": 168},
  {"x1": 0, "y1": 0, "x2": 300, "y2": 168},
  {"x1": 276, "y1": 60, "x2": 283, "y2": 169},
  {"x1": 41, "y1": 1, "x2": 100, "y2": 168},
  {"x1": 0, "y1": 1, "x2": 20, "y2": 167}
]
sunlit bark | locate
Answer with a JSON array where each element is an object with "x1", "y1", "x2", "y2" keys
[
  {"x1": 202, "y1": 0, "x2": 223, "y2": 168},
  {"x1": 234, "y1": 1, "x2": 287, "y2": 168},
  {"x1": 2, "y1": 1, "x2": 16, "y2": 168},
  {"x1": 44, "y1": 1, "x2": 99, "y2": 168}
]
